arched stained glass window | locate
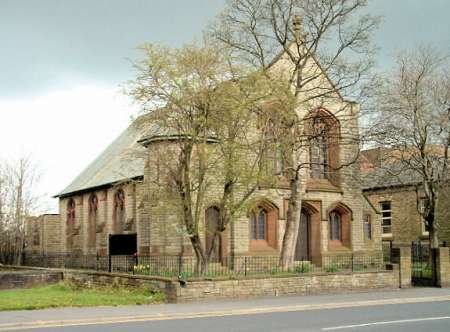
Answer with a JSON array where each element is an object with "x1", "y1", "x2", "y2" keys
[
  {"x1": 310, "y1": 115, "x2": 330, "y2": 179},
  {"x1": 329, "y1": 211, "x2": 342, "y2": 241},
  {"x1": 251, "y1": 208, "x2": 267, "y2": 240}
]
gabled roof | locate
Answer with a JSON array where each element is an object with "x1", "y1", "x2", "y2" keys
[
  {"x1": 267, "y1": 41, "x2": 345, "y2": 102},
  {"x1": 56, "y1": 119, "x2": 148, "y2": 198},
  {"x1": 361, "y1": 165, "x2": 422, "y2": 191}
]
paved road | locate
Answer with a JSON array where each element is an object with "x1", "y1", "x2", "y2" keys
[{"x1": 1, "y1": 288, "x2": 450, "y2": 331}]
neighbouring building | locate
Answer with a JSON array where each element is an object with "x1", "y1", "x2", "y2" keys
[
  {"x1": 361, "y1": 148, "x2": 450, "y2": 249},
  {"x1": 25, "y1": 44, "x2": 383, "y2": 267},
  {"x1": 25, "y1": 214, "x2": 61, "y2": 254}
]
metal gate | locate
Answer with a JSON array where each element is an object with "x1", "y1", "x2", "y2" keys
[{"x1": 411, "y1": 241, "x2": 435, "y2": 287}]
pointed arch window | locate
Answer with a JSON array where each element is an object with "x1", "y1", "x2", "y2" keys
[
  {"x1": 114, "y1": 189, "x2": 126, "y2": 233},
  {"x1": 250, "y1": 208, "x2": 267, "y2": 240},
  {"x1": 89, "y1": 194, "x2": 98, "y2": 216},
  {"x1": 88, "y1": 194, "x2": 98, "y2": 248},
  {"x1": 329, "y1": 211, "x2": 342, "y2": 241},
  {"x1": 66, "y1": 199, "x2": 76, "y2": 249},
  {"x1": 310, "y1": 115, "x2": 330, "y2": 179}
]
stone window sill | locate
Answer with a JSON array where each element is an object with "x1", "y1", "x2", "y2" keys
[
  {"x1": 328, "y1": 240, "x2": 351, "y2": 251},
  {"x1": 249, "y1": 240, "x2": 277, "y2": 252}
]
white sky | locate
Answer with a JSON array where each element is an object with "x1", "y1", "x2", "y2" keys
[
  {"x1": 0, "y1": 0, "x2": 449, "y2": 214},
  {"x1": 0, "y1": 86, "x2": 137, "y2": 212}
]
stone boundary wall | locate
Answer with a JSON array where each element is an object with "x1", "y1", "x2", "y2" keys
[
  {"x1": 1, "y1": 265, "x2": 399, "y2": 303},
  {"x1": 63, "y1": 270, "x2": 178, "y2": 302},
  {"x1": 0, "y1": 270, "x2": 62, "y2": 290},
  {"x1": 176, "y1": 270, "x2": 399, "y2": 302}
]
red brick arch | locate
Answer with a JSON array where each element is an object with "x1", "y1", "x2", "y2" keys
[
  {"x1": 248, "y1": 199, "x2": 279, "y2": 252},
  {"x1": 327, "y1": 201, "x2": 353, "y2": 249}
]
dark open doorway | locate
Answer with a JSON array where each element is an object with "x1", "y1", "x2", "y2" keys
[{"x1": 108, "y1": 233, "x2": 137, "y2": 256}]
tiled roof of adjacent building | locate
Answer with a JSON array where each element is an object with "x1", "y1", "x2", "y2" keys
[
  {"x1": 360, "y1": 147, "x2": 447, "y2": 191},
  {"x1": 361, "y1": 165, "x2": 422, "y2": 191}
]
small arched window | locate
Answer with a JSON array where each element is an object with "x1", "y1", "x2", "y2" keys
[
  {"x1": 114, "y1": 189, "x2": 126, "y2": 233},
  {"x1": 329, "y1": 211, "x2": 342, "y2": 241},
  {"x1": 250, "y1": 208, "x2": 267, "y2": 240},
  {"x1": 310, "y1": 115, "x2": 330, "y2": 179},
  {"x1": 66, "y1": 198, "x2": 76, "y2": 249},
  {"x1": 89, "y1": 194, "x2": 98, "y2": 214},
  {"x1": 88, "y1": 194, "x2": 98, "y2": 248}
]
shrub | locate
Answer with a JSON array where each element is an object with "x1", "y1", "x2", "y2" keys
[
  {"x1": 294, "y1": 262, "x2": 313, "y2": 273},
  {"x1": 325, "y1": 263, "x2": 341, "y2": 273}
]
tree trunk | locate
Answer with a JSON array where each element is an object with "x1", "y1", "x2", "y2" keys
[
  {"x1": 428, "y1": 216, "x2": 439, "y2": 286},
  {"x1": 279, "y1": 175, "x2": 301, "y2": 270},
  {"x1": 190, "y1": 234, "x2": 207, "y2": 276}
]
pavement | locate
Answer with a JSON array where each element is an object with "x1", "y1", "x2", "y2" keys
[{"x1": 1, "y1": 288, "x2": 450, "y2": 331}]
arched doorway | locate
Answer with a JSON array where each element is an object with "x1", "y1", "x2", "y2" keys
[
  {"x1": 295, "y1": 210, "x2": 310, "y2": 261},
  {"x1": 205, "y1": 207, "x2": 221, "y2": 262}
]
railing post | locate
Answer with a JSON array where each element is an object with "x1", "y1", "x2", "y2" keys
[
  {"x1": 178, "y1": 254, "x2": 183, "y2": 278},
  {"x1": 351, "y1": 254, "x2": 354, "y2": 272},
  {"x1": 244, "y1": 256, "x2": 248, "y2": 276},
  {"x1": 96, "y1": 253, "x2": 99, "y2": 271},
  {"x1": 108, "y1": 253, "x2": 112, "y2": 273},
  {"x1": 134, "y1": 253, "x2": 138, "y2": 275}
]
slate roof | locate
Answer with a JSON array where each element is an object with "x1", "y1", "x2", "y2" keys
[
  {"x1": 56, "y1": 118, "x2": 149, "y2": 198},
  {"x1": 361, "y1": 164, "x2": 422, "y2": 191},
  {"x1": 56, "y1": 108, "x2": 212, "y2": 198}
]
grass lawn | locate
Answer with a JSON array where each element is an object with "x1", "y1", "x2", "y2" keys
[{"x1": 0, "y1": 282, "x2": 165, "y2": 311}]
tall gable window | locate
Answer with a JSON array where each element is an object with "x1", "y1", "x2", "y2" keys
[
  {"x1": 114, "y1": 189, "x2": 126, "y2": 234},
  {"x1": 310, "y1": 115, "x2": 329, "y2": 179},
  {"x1": 262, "y1": 119, "x2": 286, "y2": 177},
  {"x1": 307, "y1": 109, "x2": 340, "y2": 185},
  {"x1": 265, "y1": 146, "x2": 285, "y2": 176}
]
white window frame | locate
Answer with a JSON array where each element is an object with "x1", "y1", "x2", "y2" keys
[
  {"x1": 380, "y1": 201, "x2": 392, "y2": 237},
  {"x1": 363, "y1": 214, "x2": 372, "y2": 241}
]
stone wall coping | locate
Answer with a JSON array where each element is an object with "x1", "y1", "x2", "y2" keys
[
  {"x1": 3, "y1": 265, "x2": 174, "y2": 283},
  {"x1": 184, "y1": 270, "x2": 394, "y2": 282},
  {"x1": 4, "y1": 265, "x2": 396, "y2": 285}
]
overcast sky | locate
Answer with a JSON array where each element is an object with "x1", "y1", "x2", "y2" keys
[{"x1": 1, "y1": 0, "x2": 449, "y2": 213}]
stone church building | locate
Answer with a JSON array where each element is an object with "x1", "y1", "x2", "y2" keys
[{"x1": 25, "y1": 46, "x2": 383, "y2": 266}]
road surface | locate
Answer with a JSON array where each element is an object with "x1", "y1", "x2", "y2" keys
[{"x1": 1, "y1": 288, "x2": 450, "y2": 331}]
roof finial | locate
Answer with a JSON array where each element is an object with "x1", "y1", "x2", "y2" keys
[{"x1": 293, "y1": 15, "x2": 302, "y2": 42}]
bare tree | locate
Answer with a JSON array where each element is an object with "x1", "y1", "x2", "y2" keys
[
  {"x1": 0, "y1": 156, "x2": 42, "y2": 264},
  {"x1": 371, "y1": 46, "x2": 450, "y2": 280},
  {"x1": 209, "y1": 0, "x2": 379, "y2": 267}
]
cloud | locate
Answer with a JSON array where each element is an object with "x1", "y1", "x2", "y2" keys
[{"x1": 0, "y1": 85, "x2": 138, "y2": 212}]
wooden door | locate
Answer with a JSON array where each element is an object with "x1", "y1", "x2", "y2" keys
[{"x1": 295, "y1": 211, "x2": 310, "y2": 261}]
